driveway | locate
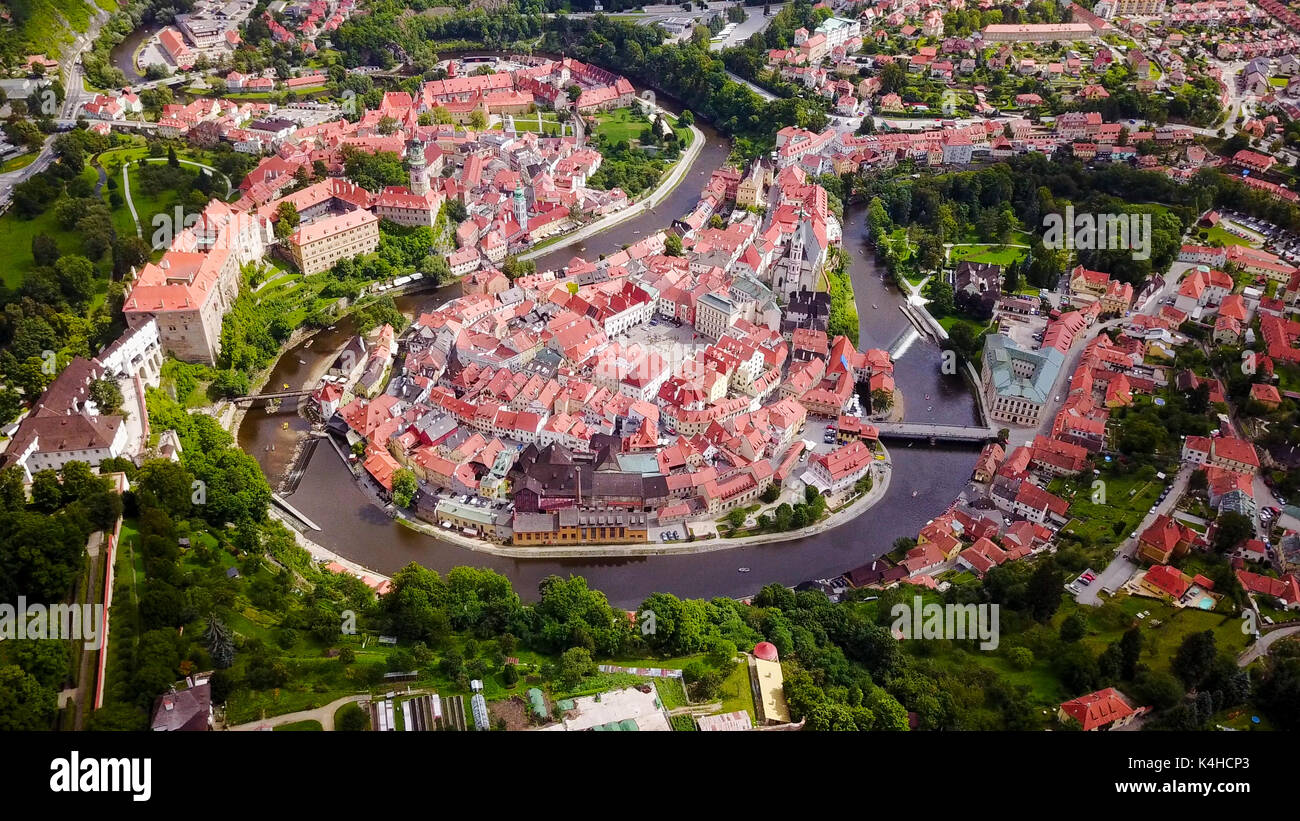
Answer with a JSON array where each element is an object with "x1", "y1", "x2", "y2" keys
[{"x1": 1074, "y1": 466, "x2": 1192, "y2": 606}]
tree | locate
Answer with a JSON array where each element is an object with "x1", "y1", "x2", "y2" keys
[
  {"x1": 664, "y1": 233, "x2": 683, "y2": 256},
  {"x1": 8, "y1": 640, "x2": 69, "y2": 690},
  {"x1": 113, "y1": 235, "x2": 151, "y2": 277},
  {"x1": 925, "y1": 279, "x2": 956, "y2": 316},
  {"x1": 273, "y1": 200, "x2": 300, "y2": 241},
  {"x1": 0, "y1": 665, "x2": 56, "y2": 730},
  {"x1": 558, "y1": 646, "x2": 596, "y2": 689},
  {"x1": 30, "y1": 470, "x2": 63, "y2": 513},
  {"x1": 1059, "y1": 612, "x2": 1087, "y2": 642},
  {"x1": 870, "y1": 388, "x2": 893, "y2": 414},
  {"x1": 469, "y1": 109, "x2": 488, "y2": 131},
  {"x1": 392, "y1": 468, "x2": 417, "y2": 508},
  {"x1": 205, "y1": 615, "x2": 235, "y2": 669},
  {"x1": 86, "y1": 703, "x2": 147, "y2": 731},
  {"x1": 1119, "y1": 626, "x2": 1143, "y2": 680},
  {"x1": 1171, "y1": 630, "x2": 1217, "y2": 690},
  {"x1": 0, "y1": 467, "x2": 25, "y2": 513},
  {"x1": 336, "y1": 702, "x2": 370, "y2": 731},
  {"x1": 54, "y1": 255, "x2": 96, "y2": 307},
  {"x1": 1026, "y1": 559, "x2": 1065, "y2": 623},
  {"x1": 726, "y1": 508, "x2": 746, "y2": 531},
  {"x1": 678, "y1": 109, "x2": 694, "y2": 126},
  {"x1": 567, "y1": 84, "x2": 583, "y2": 102},
  {"x1": 1132, "y1": 670, "x2": 1185, "y2": 710},
  {"x1": 1212, "y1": 512, "x2": 1253, "y2": 554},
  {"x1": 502, "y1": 663, "x2": 519, "y2": 686},
  {"x1": 134, "y1": 460, "x2": 195, "y2": 519},
  {"x1": 89, "y1": 379, "x2": 123, "y2": 416},
  {"x1": 501, "y1": 255, "x2": 536, "y2": 281},
  {"x1": 31, "y1": 234, "x2": 58, "y2": 266}
]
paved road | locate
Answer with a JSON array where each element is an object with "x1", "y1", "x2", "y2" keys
[
  {"x1": 227, "y1": 693, "x2": 370, "y2": 731},
  {"x1": 726, "y1": 70, "x2": 778, "y2": 102},
  {"x1": 0, "y1": 10, "x2": 104, "y2": 207},
  {"x1": 1238, "y1": 623, "x2": 1300, "y2": 667}
]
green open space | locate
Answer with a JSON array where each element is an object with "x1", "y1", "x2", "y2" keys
[{"x1": 1051, "y1": 469, "x2": 1165, "y2": 548}]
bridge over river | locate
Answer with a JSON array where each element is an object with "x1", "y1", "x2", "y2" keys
[{"x1": 873, "y1": 422, "x2": 1000, "y2": 444}]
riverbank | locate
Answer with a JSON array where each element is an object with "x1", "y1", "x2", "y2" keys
[
  {"x1": 379, "y1": 444, "x2": 892, "y2": 558},
  {"x1": 270, "y1": 507, "x2": 392, "y2": 584}
]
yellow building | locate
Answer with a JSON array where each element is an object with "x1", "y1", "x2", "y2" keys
[
  {"x1": 751, "y1": 642, "x2": 791, "y2": 725},
  {"x1": 736, "y1": 162, "x2": 769, "y2": 210},
  {"x1": 289, "y1": 210, "x2": 380, "y2": 275}
]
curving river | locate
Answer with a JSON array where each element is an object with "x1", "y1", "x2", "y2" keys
[{"x1": 237, "y1": 108, "x2": 981, "y2": 607}]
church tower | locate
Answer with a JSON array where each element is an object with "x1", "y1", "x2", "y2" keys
[
  {"x1": 513, "y1": 183, "x2": 528, "y2": 229},
  {"x1": 789, "y1": 206, "x2": 805, "y2": 263},
  {"x1": 408, "y1": 139, "x2": 429, "y2": 197}
]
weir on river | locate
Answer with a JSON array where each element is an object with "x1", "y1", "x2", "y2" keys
[{"x1": 237, "y1": 95, "x2": 982, "y2": 607}]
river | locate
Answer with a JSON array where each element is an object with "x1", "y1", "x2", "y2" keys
[
  {"x1": 237, "y1": 107, "x2": 980, "y2": 608},
  {"x1": 109, "y1": 24, "x2": 158, "y2": 83}
]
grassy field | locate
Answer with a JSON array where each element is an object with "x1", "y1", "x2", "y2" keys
[
  {"x1": 274, "y1": 719, "x2": 323, "y2": 731},
  {"x1": 653, "y1": 677, "x2": 689, "y2": 711},
  {"x1": 1053, "y1": 470, "x2": 1164, "y2": 547},
  {"x1": 511, "y1": 110, "x2": 563, "y2": 135},
  {"x1": 0, "y1": 152, "x2": 37, "y2": 172},
  {"x1": 949, "y1": 243, "x2": 1030, "y2": 267},
  {"x1": 938, "y1": 314, "x2": 990, "y2": 337},
  {"x1": 0, "y1": 162, "x2": 109, "y2": 290},
  {"x1": 912, "y1": 591, "x2": 1252, "y2": 721},
  {"x1": 715, "y1": 659, "x2": 756, "y2": 719},
  {"x1": 101, "y1": 521, "x2": 145, "y2": 707},
  {"x1": 1201, "y1": 225, "x2": 1255, "y2": 248},
  {"x1": 589, "y1": 106, "x2": 691, "y2": 148},
  {"x1": 0, "y1": 138, "x2": 222, "y2": 291},
  {"x1": 591, "y1": 107, "x2": 652, "y2": 144}
]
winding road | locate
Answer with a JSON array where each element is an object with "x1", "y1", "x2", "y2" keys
[{"x1": 1238, "y1": 623, "x2": 1300, "y2": 667}]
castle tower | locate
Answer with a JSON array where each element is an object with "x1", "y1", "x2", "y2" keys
[
  {"x1": 513, "y1": 183, "x2": 528, "y2": 229},
  {"x1": 408, "y1": 139, "x2": 429, "y2": 197}
]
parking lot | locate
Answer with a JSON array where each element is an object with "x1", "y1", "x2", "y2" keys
[
  {"x1": 995, "y1": 310, "x2": 1049, "y2": 352},
  {"x1": 652, "y1": 524, "x2": 687, "y2": 542},
  {"x1": 1219, "y1": 209, "x2": 1300, "y2": 266}
]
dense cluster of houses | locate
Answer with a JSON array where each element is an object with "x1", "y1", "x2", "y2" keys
[
  {"x1": 315, "y1": 157, "x2": 898, "y2": 543},
  {"x1": 108, "y1": 60, "x2": 656, "y2": 365}
]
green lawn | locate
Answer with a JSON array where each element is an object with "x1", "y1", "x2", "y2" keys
[
  {"x1": 1200, "y1": 225, "x2": 1255, "y2": 248},
  {"x1": 274, "y1": 719, "x2": 323, "y2": 731},
  {"x1": 1055, "y1": 470, "x2": 1164, "y2": 547},
  {"x1": 715, "y1": 660, "x2": 756, "y2": 719},
  {"x1": 938, "y1": 315, "x2": 990, "y2": 337},
  {"x1": 950, "y1": 243, "x2": 1029, "y2": 267},
  {"x1": 0, "y1": 138, "x2": 221, "y2": 290},
  {"x1": 0, "y1": 152, "x2": 37, "y2": 173},
  {"x1": 591, "y1": 107, "x2": 654, "y2": 144}
]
